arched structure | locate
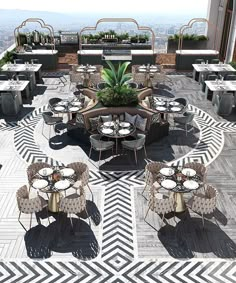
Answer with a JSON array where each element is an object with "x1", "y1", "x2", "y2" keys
[
  {"x1": 14, "y1": 18, "x2": 55, "y2": 51},
  {"x1": 79, "y1": 18, "x2": 155, "y2": 51}
]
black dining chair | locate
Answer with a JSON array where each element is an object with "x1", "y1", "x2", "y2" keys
[
  {"x1": 48, "y1": 97, "x2": 62, "y2": 110},
  {"x1": 174, "y1": 97, "x2": 188, "y2": 111},
  {"x1": 42, "y1": 111, "x2": 63, "y2": 139},
  {"x1": 211, "y1": 59, "x2": 220, "y2": 64},
  {"x1": 224, "y1": 74, "x2": 236, "y2": 81},
  {"x1": 195, "y1": 59, "x2": 205, "y2": 64},
  {"x1": 0, "y1": 74, "x2": 8, "y2": 80},
  {"x1": 14, "y1": 59, "x2": 24, "y2": 64}
]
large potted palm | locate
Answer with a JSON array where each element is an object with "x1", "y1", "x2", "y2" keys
[{"x1": 97, "y1": 61, "x2": 138, "y2": 106}]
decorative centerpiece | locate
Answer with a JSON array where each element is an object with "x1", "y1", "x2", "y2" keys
[{"x1": 97, "y1": 61, "x2": 138, "y2": 107}]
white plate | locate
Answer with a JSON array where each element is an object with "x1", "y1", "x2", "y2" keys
[
  {"x1": 77, "y1": 68, "x2": 85, "y2": 72},
  {"x1": 54, "y1": 106, "x2": 65, "y2": 111},
  {"x1": 102, "y1": 128, "x2": 113, "y2": 134},
  {"x1": 69, "y1": 106, "x2": 80, "y2": 112},
  {"x1": 104, "y1": 121, "x2": 115, "y2": 127},
  {"x1": 171, "y1": 107, "x2": 182, "y2": 112},
  {"x1": 71, "y1": 101, "x2": 81, "y2": 106},
  {"x1": 161, "y1": 179, "x2": 177, "y2": 189},
  {"x1": 54, "y1": 179, "x2": 71, "y2": 190},
  {"x1": 156, "y1": 101, "x2": 165, "y2": 106},
  {"x1": 119, "y1": 122, "x2": 130, "y2": 128},
  {"x1": 118, "y1": 129, "x2": 130, "y2": 135},
  {"x1": 138, "y1": 68, "x2": 146, "y2": 72},
  {"x1": 183, "y1": 180, "x2": 199, "y2": 190},
  {"x1": 38, "y1": 167, "x2": 53, "y2": 177},
  {"x1": 160, "y1": 167, "x2": 175, "y2": 176},
  {"x1": 181, "y1": 168, "x2": 196, "y2": 177},
  {"x1": 32, "y1": 179, "x2": 48, "y2": 190},
  {"x1": 60, "y1": 168, "x2": 75, "y2": 177},
  {"x1": 169, "y1": 101, "x2": 180, "y2": 106},
  {"x1": 156, "y1": 106, "x2": 167, "y2": 112}
]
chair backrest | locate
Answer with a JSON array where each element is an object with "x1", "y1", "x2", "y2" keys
[
  {"x1": 31, "y1": 59, "x2": 39, "y2": 64},
  {"x1": 145, "y1": 161, "x2": 167, "y2": 186},
  {"x1": 184, "y1": 162, "x2": 206, "y2": 182},
  {"x1": 42, "y1": 111, "x2": 54, "y2": 124},
  {"x1": 207, "y1": 74, "x2": 218, "y2": 81},
  {"x1": 27, "y1": 162, "x2": 51, "y2": 183},
  {"x1": 216, "y1": 92, "x2": 234, "y2": 116},
  {"x1": 122, "y1": 134, "x2": 146, "y2": 150},
  {"x1": 132, "y1": 73, "x2": 146, "y2": 84},
  {"x1": 16, "y1": 185, "x2": 43, "y2": 214},
  {"x1": 67, "y1": 162, "x2": 89, "y2": 186},
  {"x1": 90, "y1": 134, "x2": 113, "y2": 151},
  {"x1": 211, "y1": 59, "x2": 220, "y2": 64},
  {"x1": 59, "y1": 192, "x2": 86, "y2": 214},
  {"x1": 191, "y1": 185, "x2": 217, "y2": 215},
  {"x1": 17, "y1": 74, "x2": 27, "y2": 81},
  {"x1": 48, "y1": 98, "x2": 62, "y2": 109},
  {"x1": 184, "y1": 112, "x2": 195, "y2": 123},
  {"x1": 149, "y1": 195, "x2": 175, "y2": 214},
  {"x1": 195, "y1": 59, "x2": 205, "y2": 64},
  {"x1": 224, "y1": 74, "x2": 236, "y2": 81},
  {"x1": 15, "y1": 59, "x2": 24, "y2": 64},
  {"x1": 0, "y1": 74, "x2": 8, "y2": 80},
  {"x1": 174, "y1": 97, "x2": 188, "y2": 107}
]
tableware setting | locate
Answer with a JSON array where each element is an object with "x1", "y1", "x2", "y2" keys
[
  {"x1": 32, "y1": 179, "x2": 49, "y2": 190},
  {"x1": 156, "y1": 106, "x2": 167, "y2": 112},
  {"x1": 170, "y1": 106, "x2": 182, "y2": 112},
  {"x1": 118, "y1": 128, "x2": 130, "y2": 135},
  {"x1": 161, "y1": 179, "x2": 177, "y2": 189},
  {"x1": 54, "y1": 179, "x2": 71, "y2": 190},
  {"x1": 169, "y1": 101, "x2": 180, "y2": 106},
  {"x1": 119, "y1": 122, "x2": 130, "y2": 128},
  {"x1": 54, "y1": 105, "x2": 65, "y2": 112},
  {"x1": 181, "y1": 168, "x2": 196, "y2": 177},
  {"x1": 38, "y1": 168, "x2": 53, "y2": 177},
  {"x1": 104, "y1": 121, "x2": 115, "y2": 127},
  {"x1": 156, "y1": 101, "x2": 166, "y2": 106},
  {"x1": 183, "y1": 180, "x2": 199, "y2": 190},
  {"x1": 102, "y1": 128, "x2": 114, "y2": 134},
  {"x1": 160, "y1": 167, "x2": 175, "y2": 177},
  {"x1": 68, "y1": 106, "x2": 80, "y2": 112},
  {"x1": 60, "y1": 168, "x2": 75, "y2": 177}
]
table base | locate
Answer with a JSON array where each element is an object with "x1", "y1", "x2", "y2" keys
[
  {"x1": 170, "y1": 192, "x2": 186, "y2": 213},
  {"x1": 48, "y1": 192, "x2": 62, "y2": 212}
]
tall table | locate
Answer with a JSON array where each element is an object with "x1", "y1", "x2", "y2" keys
[
  {"x1": 1, "y1": 63, "x2": 42, "y2": 86},
  {"x1": 192, "y1": 63, "x2": 236, "y2": 82},
  {"x1": 0, "y1": 80, "x2": 29, "y2": 115}
]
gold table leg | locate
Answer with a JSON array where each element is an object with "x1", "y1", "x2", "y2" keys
[
  {"x1": 170, "y1": 192, "x2": 186, "y2": 212},
  {"x1": 48, "y1": 192, "x2": 62, "y2": 212}
]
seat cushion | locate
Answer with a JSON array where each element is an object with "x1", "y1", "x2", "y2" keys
[
  {"x1": 135, "y1": 114, "x2": 147, "y2": 132},
  {"x1": 125, "y1": 112, "x2": 137, "y2": 125},
  {"x1": 89, "y1": 117, "x2": 100, "y2": 131}
]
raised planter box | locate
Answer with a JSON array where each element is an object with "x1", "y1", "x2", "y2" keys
[{"x1": 167, "y1": 39, "x2": 208, "y2": 53}]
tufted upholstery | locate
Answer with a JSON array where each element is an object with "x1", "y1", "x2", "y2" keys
[
  {"x1": 184, "y1": 162, "x2": 207, "y2": 183},
  {"x1": 27, "y1": 162, "x2": 52, "y2": 184},
  {"x1": 189, "y1": 185, "x2": 217, "y2": 215},
  {"x1": 149, "y1": 194, "x2": 175, "y2": 215},
  {"x1": 59, "y1": 191, "x2": 86, "y2": 214},
  {"x1": 67, "y1": 162, "x2": 89, "y2": 188}
]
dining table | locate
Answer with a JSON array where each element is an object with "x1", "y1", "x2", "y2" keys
[
  {"x1": 98, "y1": 120, "x2": 136, "y2": 154},
  {"x1": 192, "y1": 63, "x2": 236, "y2": 82},
  {"x1": 31, "y1": 166, "x2": 76, "y2": 212},
  {"x1": 156, "y1": 166, "x2": 203, "y2": 212},
  {"x1": 138, "y1": 64, "x2": 160, "y2": 87},
  {"x1": 1, "y1": 62, "x2": 42, "y2": 86},
  {"x1": 0, "y1": 80, "x2": 29, "y2": 115},
  {"x1": 76, "y1": 65, "x2": 97, "y2": 87},
  {"x1": 154, "y1": 98, "x2": 184, "y2": 121},
  {"x1": 52, "y1": 99, "x2": 83, "y2": 121}
]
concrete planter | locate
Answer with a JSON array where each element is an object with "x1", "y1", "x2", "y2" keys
[{"x1": 167, "y1": 39, "x2": 208, "y2": 53}]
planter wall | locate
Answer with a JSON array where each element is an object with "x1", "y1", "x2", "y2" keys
[{"x1": 167, "y1": 39, "x2": 208, "y2": 53}]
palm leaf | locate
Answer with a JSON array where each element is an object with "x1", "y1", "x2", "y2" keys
[
  {"x1": 105, "y1": 61, "x2": 117, "y2": 84},
  {"x1": 117, "y1": 62, "x2": 131, "y2": 83},
  {"x1": 120, "y1": 73, "x2": 132, "y2": 86}
]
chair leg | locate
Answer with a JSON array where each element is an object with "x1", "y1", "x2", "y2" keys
[
  {"x1": 144, "y1": 146, "x2": 147, "y2": 159},
  {"x1": 202, "y1": 213, "x2": 205, "y2": 228},
  {"x1": 84, "y1": 206, "x2": 91, "y2": 226},
  {"x1": 141, "y1": 184, "x2": 148, "y2": 196},
  {"x1": 99, "y1": 150, "x2": 102, "y2": 167},
  {"x1": 159, "y1": 214, "x2": 165, "y2": 228},
  {"x1": 29, "y1": 213, "x2": 33, "y2": 229},
  {"x1": 134, "y1": 149, "x2": 137, "y2": 164},
  {"x1": 89, "y1": 146, "x2": 92, "y2": 158},
  {"x1": 144, "y1": 206, "x2": 151, "y2": 221},
  {"x1": 69, "y1": 214, "x2": 74, "y2": 231},
  {"x1": 87, "y1": 184, "x2": 94, "y2": 202},
  {"x1": 18, "y1": 211, "x2": 27, "y2": 232}
]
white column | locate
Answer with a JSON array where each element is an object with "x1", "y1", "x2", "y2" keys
[{"x1": 225, "y1": 0, "x2": 236, "y2": 62}]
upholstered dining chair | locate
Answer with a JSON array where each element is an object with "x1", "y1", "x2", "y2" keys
[
  {"x1": 211, "y1": 59, "x2": 220, "y2": 64},
  {"x1": 174, "y1": 97, "x2": 188, "y2": 111},
  {"x1": 186, "y1": 185, "x2": 217, "y2": 228},
  {"x1": 89, "y1": 134, "x2": 114, "y2": 167},
  {"x1": 14, "y1": 59, "x2": 24, "y2": 64},
  {"x1": 121, "y1": 134, "x2": 147, "y2": 164},
  {"x1": 42, "y1": 111, "x2": 63, "y2": 139},
  {"x1": 195, "y1": 59, "x2": 205, "y2": 64},
  {"x1": 142, "y1": 161, "x2": 167, "y2": 197},
  {"x1": 59, "y1": 189, "x2": 90, "y2": 230},
  {"x1": 67, "y1": 162, "x2": 93, "y2": 201},
  {"x1": 48, "y1": 97, "x2": 62, "y2": 111},
  {"x1": 173, "y1": 111, "x2": 195, "y2": 136},
  {"x1": 144, "y1": 188, "x2": 176, "y2": 231},
  {"x1": 0, "y1": 74, "x2": 8, "y2": 80},
  {"x1": 27, "y1": 162, "x2": 52, "y2": 186},
  {"x1": 16, "y1": 185, "x2": 49, "y2": 231}
]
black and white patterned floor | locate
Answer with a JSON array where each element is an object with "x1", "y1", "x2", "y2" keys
[{"x1": 1, "y1": 103, "x2": 236, "y2": 282}]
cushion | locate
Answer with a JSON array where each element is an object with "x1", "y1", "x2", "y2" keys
[
  {"x1": 100, "y1": 115, "x2": 112, "y2": 123},
  {"x1": 142, "y1": 96, "x2": 150, "y2": 108},
  {"x1": 89, "y1": 117, "x2": 100, "y2": 131},
  {"x1": 125, "y1": 112, "x2": 137, "y2": 125},
  {"x1": 135, "y1": 114, "x2": 147, "y2": 132}
]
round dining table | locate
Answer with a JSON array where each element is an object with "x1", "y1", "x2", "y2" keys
[
  {"x1": 154, "y1": 98, "x2": 184, "y2": 122},
  {"x1": 98, "y1": 121, "x2": 136, "y2": 154},
  {"x1": 156, "y1": 166, "x2": 203, "y2": 212},
  {"x1": 31, "y1": 166, "x2": 76, "y2": 212},
  {"x1": 52, "y1": 99, "x2": 83, "y2": 120}
]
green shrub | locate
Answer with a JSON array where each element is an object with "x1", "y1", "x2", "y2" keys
[
  {"x1": 229, "y1": 61, "x2": 236, "y2": 69},
  {"x1": 168, "y1": 34, "x2": 208, "y2": 41}
]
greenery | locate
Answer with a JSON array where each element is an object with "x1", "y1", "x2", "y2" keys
[
  {"x1": 0, "y1": 50, "x2": 14, "y2": 68},
  {"x1": 168, "y1": 33, "x2": 208, "y2": 41},
  {"x1": 229, "y1": 61, "x2": 236, "y2": 69},
  {"x1": 97, "y1": 61, "x2": 138, "y2": 107}
]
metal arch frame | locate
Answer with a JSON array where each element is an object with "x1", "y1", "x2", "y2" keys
[
  {"x1": 14, "y1": 18, "x2": 55, "y2": 51},
  {"x1": 79, "y1": 18, "x2": 155, "y2": 51},
  {"x1": 178, "y1": 18, "x2": 220, "y2": 51}
]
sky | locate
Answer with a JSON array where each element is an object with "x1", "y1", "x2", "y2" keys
[{"x1": 0, "y1": 0, "x2": 209, "y2": 15}]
